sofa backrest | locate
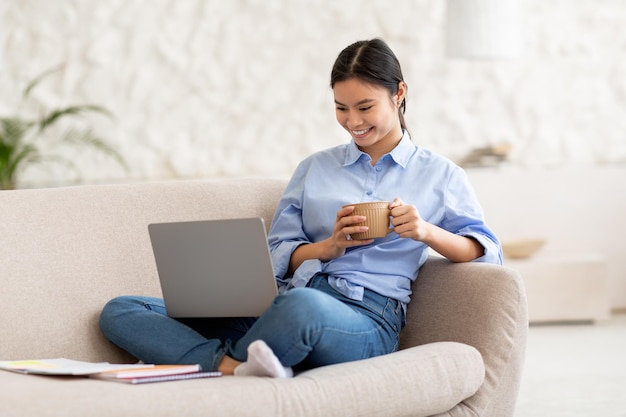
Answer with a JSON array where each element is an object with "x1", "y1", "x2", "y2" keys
[{"x1": 0, "y1": 178, "x2": 287, "y2": 363}]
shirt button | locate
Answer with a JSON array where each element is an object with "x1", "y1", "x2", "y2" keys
[
  {"x1": 366, "y1": 191, "x2": 372, "y2": 196},
  {"x1": 376, "y1": 167, "x2": 382, "y2": 172}
]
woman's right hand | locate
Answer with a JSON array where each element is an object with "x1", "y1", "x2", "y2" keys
[
  {"x1": 322, "y1": 205, "x2": 374, "y2": 260},
  {"x1": 288, "y1": 205, "x2": 374, "y2": 274}
]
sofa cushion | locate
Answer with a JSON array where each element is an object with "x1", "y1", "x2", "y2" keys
[{"x1": 0, "y1": 342, "x2": 483, "y2": 417}]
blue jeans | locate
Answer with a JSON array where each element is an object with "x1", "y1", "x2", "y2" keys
[{"x1": 99, "y1": 274, "x2": 403, "y2": 371}]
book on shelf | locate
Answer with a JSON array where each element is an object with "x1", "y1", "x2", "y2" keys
[{"x1": 0, "y1": 358, "x2": 221, "y2": 384}]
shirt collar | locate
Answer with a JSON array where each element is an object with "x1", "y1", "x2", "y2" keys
[{"x1": 343, "y1": 130, "x2": 415, "y2": 168}]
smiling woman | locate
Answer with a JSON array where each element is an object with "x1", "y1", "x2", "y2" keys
[
  {"x1": 98, "y1": 38, "x2": 502, "y2": 381},
  {"x1": 331, "y1": 38, "x2": 410, "y2": 166},
  {"x1": 332, "y1": 78, "x2": 406, "y2": 165}
]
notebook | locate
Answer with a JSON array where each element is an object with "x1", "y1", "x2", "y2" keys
[{"x1": 148, "y1": 218, "x2": 278, "y2": 318}]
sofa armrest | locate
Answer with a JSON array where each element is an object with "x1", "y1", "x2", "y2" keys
[
  {"x1": 293, "y1": 341, "x2": 484, "y2": 417},
  {"x1": 400, "y1": 256, "x2": 528, "y2": 417}
]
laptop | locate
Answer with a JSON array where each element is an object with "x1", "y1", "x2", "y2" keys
[{"x1": 148, "y1": 217, "x2": 278, "y2": 318}]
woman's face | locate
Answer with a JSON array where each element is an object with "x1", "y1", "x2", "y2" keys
[{"x1": 333, "y1": 78, "x2": 405, "y2": 160}]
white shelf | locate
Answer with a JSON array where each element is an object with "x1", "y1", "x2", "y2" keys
[{"x1": 505, "y1": 253, "x2": 611, "y2": 323}]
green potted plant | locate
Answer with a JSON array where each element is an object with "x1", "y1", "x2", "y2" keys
[{"x1": 0, "y1": 66, "x2": 127, "y2": 190}]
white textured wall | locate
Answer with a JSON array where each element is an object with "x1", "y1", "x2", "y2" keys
[{"x1": 1, "y1": 0, "x2": 625, "y2": 186}]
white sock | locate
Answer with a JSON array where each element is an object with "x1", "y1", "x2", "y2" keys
[{"x1": 234, "y1": 340, "x2": 293, "y2": 378}]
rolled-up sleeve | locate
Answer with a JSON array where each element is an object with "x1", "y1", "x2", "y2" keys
[
  {"x1": 270, "y1": 239, "x2": 306, "y2": 285},
  {"x1": 442, "y1": 167, "x2": 503, "y2": 265},
  {"x1": 267, "y1": 165, "x2": 311, "y2": 282},
  {"x1": 462, "y1": 229, "x2": 502, "y2": 264}
]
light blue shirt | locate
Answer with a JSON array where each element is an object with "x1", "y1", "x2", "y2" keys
[{"x1": 267, "y1": 131, "x2": 502, "y2": 305}]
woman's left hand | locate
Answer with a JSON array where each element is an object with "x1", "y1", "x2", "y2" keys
[{"x1": 389, "y1": 198, "x2": 431, "y2": 241}]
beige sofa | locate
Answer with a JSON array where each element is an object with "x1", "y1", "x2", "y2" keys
[{"x1": 0, "y1": 178, "x2": 528, "y2": 417}]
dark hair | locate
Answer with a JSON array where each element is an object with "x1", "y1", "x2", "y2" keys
[{"x1": 330, "y1": 38, "x2": 408, "y2": 132}]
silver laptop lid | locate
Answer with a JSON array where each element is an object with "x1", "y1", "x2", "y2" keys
[{"x1": 148, "y1": 217, "x2": 278, "y2": 318}]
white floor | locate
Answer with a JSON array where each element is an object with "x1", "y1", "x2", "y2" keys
[{"x1": 515, "y1": 314, "x2": 626, "y2": 417}]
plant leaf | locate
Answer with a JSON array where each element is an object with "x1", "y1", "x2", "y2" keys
[
  {"x1": 0, "y1": 142, "x2": 40, "y2": 190},
  {"x1": 0, "y1": 117, "x2": 36, "y2": 146},
  {"x1": 22, "y1": 65, "x2": 64, "y2": 99},
  {"x1": 38, "y1": 105, "x2": 114, "y2": 132},
  {"x1": 0, "y1": 117, "x2": 39, "y2": 189},
  {"x1": 60, "y1": 127, "x2": 128, "y2": 171}
]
